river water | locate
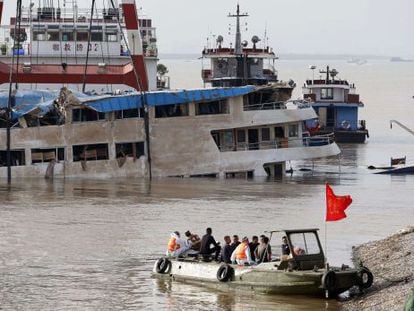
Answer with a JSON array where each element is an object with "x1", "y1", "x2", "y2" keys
[{"x1": 1, "y1": 59, "x2": 414, "y2": 310}]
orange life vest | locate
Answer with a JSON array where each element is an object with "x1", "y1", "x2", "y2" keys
[
  {"x1": 167, "y1": 237, "x2": 180, "y2": 252},
  {"x1": 235, "y1": 243, "x2": 247, "y2": 260}
]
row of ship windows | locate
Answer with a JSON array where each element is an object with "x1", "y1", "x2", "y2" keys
[
  {"x1": 71, "y1": 101, "x2": 228, "y2": 122},
  {"x1": 33, "y1": 31, "x2": 119, "y2": 42},
  {"x1": 0, "y1": 142, "x2": 145, "y2": 167}
]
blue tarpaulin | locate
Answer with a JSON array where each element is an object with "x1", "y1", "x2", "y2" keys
[
  {"x1": 84, "y1": 86, "x2": 256, "y2": 112},
  {"x1": 0, "y1": 86, "x2": 256, "y2": 119}
]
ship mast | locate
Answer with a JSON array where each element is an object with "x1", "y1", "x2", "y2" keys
[
  {"x1": 228, "y1": 4, "x2": 248, "y2": 56},
  {"x1": 228, "y1": 4, "x2": 248, "y2": 84}
]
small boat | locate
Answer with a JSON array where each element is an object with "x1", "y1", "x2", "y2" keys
[
  {"x1": 152, "y1": 228, "x2": 373, "y2": 298},
  {"x1": 302, "y1": 66, "x2": 369, "y2": 143}
]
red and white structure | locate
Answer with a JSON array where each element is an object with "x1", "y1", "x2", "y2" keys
[{"x1": 0, "y1": 0, "x2": 157, "y2": 91}]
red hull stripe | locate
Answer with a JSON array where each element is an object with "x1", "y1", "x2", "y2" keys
[{"x1": 121, "y1": 3, "x2": 139, "y2": 30}]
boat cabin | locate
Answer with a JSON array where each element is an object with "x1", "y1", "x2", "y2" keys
[
  {"x1": 272, "y1": 229, "x2": 325, "y2": 270},
  {"x1": 302, "y1": 66, "x2": 365, "y2": 133}
]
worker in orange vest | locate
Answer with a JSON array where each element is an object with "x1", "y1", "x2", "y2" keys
[
  {"x1": 166, "y1": 231, "x2": 189, "y2": 257},
  {"x1": 230, "y1": 236, "x2": 254, "y2": 265}
]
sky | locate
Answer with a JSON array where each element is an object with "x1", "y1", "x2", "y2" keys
[{"x1": 2, "y1": 0, "x2": 414, "y2": 57}]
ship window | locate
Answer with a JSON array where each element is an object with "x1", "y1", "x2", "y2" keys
[
  {"x1": 288, "y1": 232, "x2": 321, "y2": 256},
  {"x1": 155, "y1": 104, "x2": 189, "y2": 118},
  {"x1": 274, "y1": 126, "x2": 285, "y2": 138},
  {"x1": 261, "y1": 128, "x2": 270, "y2": 141},
  {"x1": 321, "y1": 88, "x2": 334, "y2": 100},
  {"x1": 76, "y1": 32, "x2": 89, "y2": 42},
  {"x1": 31, "y1": 148, "x2": 64, "y2": 164},
  {"x1": 72, "y1": 108, "x2": 105, "y2": 122},
  {"x1": 62, "y1": 32, "x2": 74, "y2": 41},
  {"x1": 195, "y1": 100, "x2": 228, "y2": 115},
  {"x1": 47, "y1": 31, "x2": 60, "y2": 41},
  {"x1": 91, "y1": 32, "x2": 103, "y2": 42},
  {"x1": 288, "y1": 124, "x2": 298, "y2": 137},
  {"x1": 115, "y1": 142, "x2": 145, "y2": 159},
  {"x1": 72, "y1": 144, "x2": 109, "y2": 162},
  {"x1": 237, "y1": 130, "x2": 246, "y2": 143},
  {"x1": 33, "y1": 31, "x2": 46, "y2": 41},
  {"x1": 106, "y1": 33, "x2": 118, "y2": 42},
  {"x1": 0, "y1": 150, "x2": 26, "y2": 167},
  {"x1": 115, "y1": 108, "x2": 144, "y2": 119}
]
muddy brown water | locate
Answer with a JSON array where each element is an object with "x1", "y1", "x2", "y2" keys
[{"x1": 1, "y1": 60, "x2": 414, "y2": 310}]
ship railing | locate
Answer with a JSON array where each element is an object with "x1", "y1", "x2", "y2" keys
[
  {"x1": 218, "y1": 133, "x2": 335, "y2": 152},
  {"x1": 358, "y1": 120, "x2": 367, "y2": 130},
  {"x1": 243, "y1": 101, "x2": 286, "y2": 111}
]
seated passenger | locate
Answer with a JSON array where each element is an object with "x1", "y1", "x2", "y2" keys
[
  {"x1": 255, "y1": 236, "x2": 272, "y2": 263},
  {"x1": 230, "y1": 235, "x2": 240, "y2": 253},
  {"x1": 281, "y1": 236, "x2": 290, "y2": 261},
  {"x1": 293, "y1": 246, "x2": 305, "y2": 256},
  {"x1": 231, "y1": 237, "x2": 255, "y2": 265},
  {"x1": 185, "y1": 230, "x2": 201, "y2": 251},
  {"x1": 166, "y1": 231, "x2": 190, "y2": 257},
  {"x1": 219, "y1": 235, "x2": 232, "y2": 264},
  {"x1": 200, "y1": 227, "x2": 221, "y2": 261},
  {"x1": 249, "y1": 236, "x2": 259, "y2": 262}
]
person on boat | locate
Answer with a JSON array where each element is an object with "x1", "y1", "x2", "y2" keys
[
  {"x1": 219, "y1": 235, "x2": 232, "y2": 264},
  {"x1": 230, "y1": 235, "x2": 240, "y2": 253},
  {"x1": 293, "y1": 246, "x2": 305, "y2": 256},
  {"x1": 248, "y1": 236, "x2": 259, "y2": 261},
  {"x1": 185, "y1": 230, "x2": 201, "y2": 251},
  {"x1": 231, "y1": 237, "x2": 255, "y2": 265},
  {"x1": 255, "y1": 236, "x2": 272, "y2": 263},
  {"x1": 166, "y1": 231, "x2": 190, "y2": 257},
  {"x1": 200, "y1": 227, "x2": 221, "y2": 261},
  {"x1": 281, "y1": 236, "x2": 290, "y2": 260}
]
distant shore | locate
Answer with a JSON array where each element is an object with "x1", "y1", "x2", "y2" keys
[
  {"x1": 341, "y1": 227, "x2": 414, "y2": 310},
  {"x1": 158, "y1": 53, "x2": 393, "y2": 61}
]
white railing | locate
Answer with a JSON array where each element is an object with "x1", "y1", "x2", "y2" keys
[{"x1": 218, "y1": 133, "x2": 335, "y2": 152}]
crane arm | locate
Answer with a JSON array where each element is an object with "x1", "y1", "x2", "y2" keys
[{"x1": 390, "y1": 120, "x2": 414, "y2": 136}]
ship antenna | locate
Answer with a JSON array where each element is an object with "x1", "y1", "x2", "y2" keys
[{"x1": 228, "y1": 3, "x2": 248, "y2": 56}]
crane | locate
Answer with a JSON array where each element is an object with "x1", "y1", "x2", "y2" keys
[{"x1": 390, "y1": 120, "x2": 414, "y2": 136}]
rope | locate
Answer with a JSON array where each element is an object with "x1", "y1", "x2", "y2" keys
[{"x1": 81, "y1": 0, "x2": 96, "y2": 93}]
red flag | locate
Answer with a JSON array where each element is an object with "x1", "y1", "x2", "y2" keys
[{"x1": 325, "y1": 183, "x2": 352, "y2": 222}]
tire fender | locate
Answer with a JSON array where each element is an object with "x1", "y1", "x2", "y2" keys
[
  {"x1": 358, "y1": 267, "x2": 374, "y2": 289},
  {"x1": 322, "y1": 270, "x2": 337, "y2": 293},
  {"x1": 156, "y1": 257, "x2": 171, "y2": 274},
  {"x1": 216, "y1": 264, "x2": 233, "y2": 282}
]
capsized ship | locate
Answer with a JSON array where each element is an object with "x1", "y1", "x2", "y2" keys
[
  {"x1": 0, "y1": 1, "x2": 340, "y2": 179},
  {"x1": 153, "y1": 229, "x2": 374, "y2": 298},
  {"x1": 0, "y1": 86, "x2": 340, "y2": 179},
  {"x1": 302, "y1": 66, "x2": 369, "y2": 143}
]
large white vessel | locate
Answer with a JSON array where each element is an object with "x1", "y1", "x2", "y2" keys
[{"x1": 0, "y1": 1, "x2": 340, "y2": 179}]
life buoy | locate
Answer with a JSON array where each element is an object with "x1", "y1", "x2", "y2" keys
[
  {"x1": 305, "y1": 122, "x2": 320, "y2": 135},
  {"x1": 155, "y1": 257, "x2": 171, "y2": 274},
  {"x1": 216, "y1": 264, "x2": 233, "y2": 282},
  {"x1": 358, "y1": 267, "x2": 373, "y2": 289},
  {"x1": 322, "y1": 270, "x2": 337, "y2": 294}
]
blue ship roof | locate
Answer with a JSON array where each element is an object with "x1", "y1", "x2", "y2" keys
[
  {"x1": 84, "y1": 86, "x2": 256, "y2": 112},
  {"x1": 0, "y1": 86, "x2": 256, "y2": 120}
]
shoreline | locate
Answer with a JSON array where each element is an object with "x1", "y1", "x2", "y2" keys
[{"x1": 340, "y1": 226, "x2": 414, "y2": 310}]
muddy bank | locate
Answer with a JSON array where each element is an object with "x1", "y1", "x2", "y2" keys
[{"x1": 341, "y1": 227, "x2": 414, "y2": 311}]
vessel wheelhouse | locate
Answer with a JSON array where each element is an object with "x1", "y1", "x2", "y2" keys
[{"x1": 302, "y1": 66, "x2": 369, "y2": 143}]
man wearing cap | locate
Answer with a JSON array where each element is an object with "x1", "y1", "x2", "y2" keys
[{"x1": 230, "y1": 236, "x2": 255, "y2": 265}]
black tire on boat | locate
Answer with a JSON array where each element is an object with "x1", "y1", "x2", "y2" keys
[
  {"x1": 358, "y1": 267, "x2": 374, "y2": 289},
  {"x1": 156, "y1": 258, "x2": 171, "y2": 274},
  {"x1": 322, "y1": 270, "x2": 337, "y2": 295},
  {"x1": 217, "y1": 264, "x2": 233, "y2": 282}
]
